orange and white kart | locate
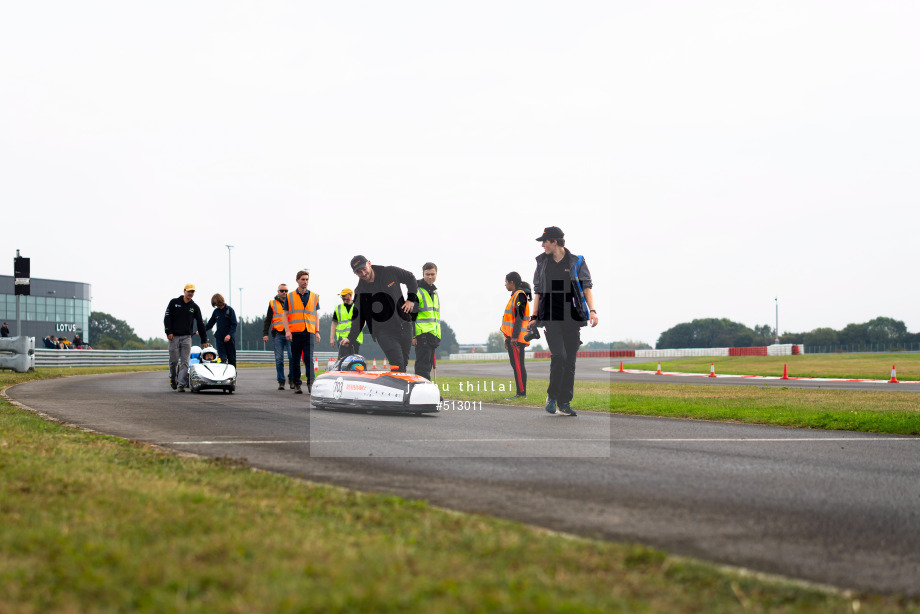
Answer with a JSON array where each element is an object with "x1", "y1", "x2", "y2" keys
[{"x1": 310, "y1": 355, "x2": 440, "y2": 414}]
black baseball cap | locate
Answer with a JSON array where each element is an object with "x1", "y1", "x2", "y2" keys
[
  {"x1": 350, "y1": 255, "x2": 369, "y2": 272},
  {"x1": 536, "y1": 226, "x2": 564, "y2": 241}
]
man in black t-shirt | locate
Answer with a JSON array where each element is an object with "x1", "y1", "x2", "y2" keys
[
  {"x1": 530, "y1": 227, "x2": 599, "y2": 416},
  {"x1": 341, "y1": 255, "x2": 418, "y2": 371}
]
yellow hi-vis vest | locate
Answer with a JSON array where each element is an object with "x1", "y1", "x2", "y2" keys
[
  {"x1": 334, "y1": 303, "x2": 363, "y2": 343},
  {"x1": 500, "y1": 290, "x2": 530, "y2": 346},
  {"x1": 414, "y1": 287, "x2": 441, "y2": 338},
  {"x1": 287, "y1": 291, "x2": 318, "y2": 333}
]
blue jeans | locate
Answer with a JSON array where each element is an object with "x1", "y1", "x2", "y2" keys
[{"x1": 272, "y1": 334, "x2": 293, "y2": 383}]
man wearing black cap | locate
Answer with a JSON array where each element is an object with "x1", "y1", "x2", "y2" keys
[
  {"x1": 530, "y1": 227, "x2": 599, "y2": 416},
  {"x1": 341, "y1": 256, "x2": 418, "y2": 371}
]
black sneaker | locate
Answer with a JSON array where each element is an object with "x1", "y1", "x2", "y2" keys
[
  {"x1": 278, "y1": 383, "x2": 285, "y2": 391},
  {"x1": 170, "y1": 379, "x2": 177, "y2": 390},
  {"x1": 545, "y1": 398, "x2": 557, "y2": 414},
  {"x1": 294, "y1": 383, "x2": 303, "y2": 394},
  {"x1": 558, "y1": 402, "x2": 577, "y2": 416},
  {"x1": 288, "y1": 377, "x2": 294, "y2": 390},
  {"x1": 177, "y1": 386, "x2": 185, "y2": 393},
  {"x1": 505, "y1": 393, "x2": 526, "y2": 400}
]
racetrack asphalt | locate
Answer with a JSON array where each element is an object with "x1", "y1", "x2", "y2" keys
[{"x1": 7, "y1": 363, "x2": 920, "y2": 596}]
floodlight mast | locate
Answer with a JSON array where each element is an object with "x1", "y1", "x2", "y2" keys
[
  {"x1": 226, "y1": 245, "x2": 234, "y2": 305},
  {"x1": 775, "y1": 297, "x2": 779, "y2": 344}
]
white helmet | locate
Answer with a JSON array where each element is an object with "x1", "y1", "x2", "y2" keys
[{"x1": 201, "y1": 347, "x2": 219, "y2": 362}]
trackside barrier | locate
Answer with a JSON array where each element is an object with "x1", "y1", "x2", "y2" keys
[
  {"x1": 34, "y1": 349, "x2": 339, "y2": 368},
  {"x1": 449, "y1": 351, "x2": 536, "y2": 360},
  {"x1": 527, "y1": 344, "x2": 806, "y2": 360},
  {"x1": 531, "y1": 350, "x2": 636, "y2": 359},
  {"x1": 0, "y1": 336, "x2": 35, "y2": 372}
]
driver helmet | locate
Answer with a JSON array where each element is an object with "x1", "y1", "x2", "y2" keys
[
  {"x1": 200, "y1": 347, "x2": 219, "y2": 363},
  {"x1": 340, "y1": 355, "x2": 367, "y2": 372}
]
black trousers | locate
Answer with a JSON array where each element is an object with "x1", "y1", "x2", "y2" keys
[
  {"x1": 506, "y1": 340, "x2": 527, "y2": 395},
  {"x1": 376, "y1": 325, "x2": 412, "y2": 371},
  {"x1": 543, "y1": 321, "x2": 582, "y2": 404},
  {"x1": 289, "y1": 332, "x2": 314, "y2": 385},
  {"x1": 414, "y1": 332, "x2": 439, "y2": 380},
  {"x1": 215, "y1": 336, "x2": 236, "y2": 367}
]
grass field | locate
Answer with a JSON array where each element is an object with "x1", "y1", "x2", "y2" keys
[
  {"x1": 2, "y1": 366, "x2": 920, "y2": 611},
  {"x1": 626, "y1": 353, "x2": 920, "y2": 381},
  {"x1": 437, "y1": 368, "x2": 920, "y2": 435}
]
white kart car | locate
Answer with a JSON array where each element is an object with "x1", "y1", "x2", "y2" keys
[{"x1": 188, "y1": 346, "x2": 237, "y2": 393}]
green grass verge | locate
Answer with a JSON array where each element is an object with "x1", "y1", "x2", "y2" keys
[
  {"x1": 437, "y1": 376, "x2": 920, "y2": 435},
  {"x1": 3, "y1": 369, "x2": 919, "y2": 611},
  {"x1": 627, "y1": 354, "x2": 920, "y2": 381}
]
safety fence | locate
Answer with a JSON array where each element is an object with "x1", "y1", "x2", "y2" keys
[
  {"x1": 804, "y1": 343, "x2": 920, "y2": 354},
  {"x1": 34, "y1": 349, "x2": 338, "y2": 368},
  {"x1": 447, "y1": 351, "x2": 536, "y2": 361},
  {"x1": 527, "y1": 344, "x2": 805, "y2": 360}
]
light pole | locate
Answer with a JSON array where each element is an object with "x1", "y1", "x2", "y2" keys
[
  {"x1": 775, "y1": 297, "x2": 779, "y2": 344},
  {"x1": 225, "y1": 245, "x2": 234, "y2": 305}
]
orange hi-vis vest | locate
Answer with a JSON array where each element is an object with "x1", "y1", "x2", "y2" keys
[
  {"x1": 270, "y1": 299, "x2": 286, "y2": 332},
  {"x1": 287, "y1": 290, "x2": 318, "y2": 333},
  {"x1": 500, "y1": 290, "x2": 530, "y2": 346}
]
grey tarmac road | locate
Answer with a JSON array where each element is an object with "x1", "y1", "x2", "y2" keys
[{"x1": 7, "y1": 366, "x2": 920, "y2": 596}]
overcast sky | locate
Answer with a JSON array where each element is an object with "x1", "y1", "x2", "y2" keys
[{"x1": 3, "y1": 2, "x2": 918, "y2": 346}]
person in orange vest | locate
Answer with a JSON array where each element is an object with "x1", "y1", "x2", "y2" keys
[
  {"x1": 501, "y1": 272, "x2": 531, "y2": 399},
  {"x1": 262, "y1": 283, "x2": 294, "y2": 390},
  {"x1": 283, "y1": 270, "x2": 320, "y2": 394}
]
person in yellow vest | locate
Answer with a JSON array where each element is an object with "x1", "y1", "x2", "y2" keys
[
  {"x1": 413, "y1": 262, "x2": 440, "y2": 380},
  {"x1": 501, "y1": 272, "x2": 531, "y2": 399},
  {"x1": 262, "y1": 283, "x2": 294, "y2": 390},
  {"x1": 330, "y1": 288, "x2": 363, "y2": 358},
  {"x1": 284, "y1": 270, "x2": 320, "y2": 394}
]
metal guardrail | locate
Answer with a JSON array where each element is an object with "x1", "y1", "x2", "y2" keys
[
  {"x1": 34, "y1": 349, "x2": 338, "y2": 368},
  {"x1": 0, "y1": 337, "x2": 35, "y2": 372}
]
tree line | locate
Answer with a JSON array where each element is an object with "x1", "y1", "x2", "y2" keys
[
  {"x1": 88, "y1": 310, "x2": 460, "y2": 358},
  {"x1": 656, "y1": 316, "x2": 916, "y2": 349}
]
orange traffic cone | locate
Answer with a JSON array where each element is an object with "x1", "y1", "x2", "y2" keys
[
  {"x1": 384, "y1": 358, "x2": 389, "y2": 369},
  {"x1": 327, "y1": 357, "x2": 335, "y2": 372},
  {"x1": 313, "y1": 357, "x2": 319, "y2": 372},
  {"x1": 889, "y1": 365, "x2": 899, "y2": 384},
  {"x1": 781, "y1": 363, "x2": 789, "y2": 380},
  {"x1": 655, "y1": 362, "x2": 663, "y2": 375},
  {"x1": 618, "y1": 360, "x2": 625, "y2": 373},
  {"x1": 372, "y1": 358, "x2": 378, "y2": 369},
  {"x1": 708, "y1": 362, "x2": 716, "y2": 378}
]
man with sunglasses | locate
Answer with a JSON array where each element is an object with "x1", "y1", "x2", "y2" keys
[
  {"x1": 262, "y1": 283, "x2": 295, "y2": 390},
  {"x1": 164, "y1": 283, "x2": 209, "y2": 392}
]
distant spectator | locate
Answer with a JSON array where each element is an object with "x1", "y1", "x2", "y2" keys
[
  {"x1": 43, "y1": 335, "x2": 57, "y2": 349},
  {"x1": 60, "y1": 337, "x2": 72, "y2": 349},
  {"x1": 73, "y1": 334, "x2": 85, "y2": 349},
  {"x1": 0, "y1": 322, "x2": 9, "y2": 337}
]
